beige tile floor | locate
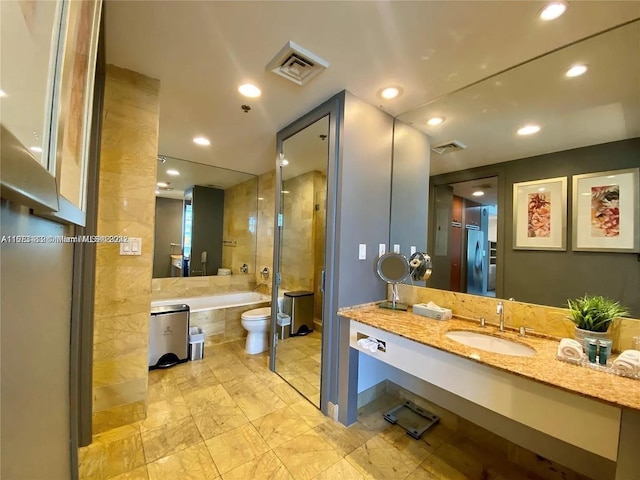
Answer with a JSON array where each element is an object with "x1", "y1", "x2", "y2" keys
[
  {"x1": 276, "y1": 330, "x2": 322, "y2": 406},
  {"x1": 79, "y1": 339, "x2": 587, "y2": 480}
]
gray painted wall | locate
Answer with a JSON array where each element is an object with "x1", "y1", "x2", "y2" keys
[
  {"x1": 336, "y1": 92, "x2": 394, "y2": 309},
  {"x1": 431, "y1": 138, "x2": 640, "y2": 316},
  {"x1": 390, "y1": 119, "x2": 431, "y2": 263},
  {"x1": 153, "y1": 197, "x2": 183, "y2": 278},
  {"x1": 191, "y1": 186, "x2": 224, "y2": 276},
  {"x1": 1, "y1": 201, "x2": 73, "y2": 479}
]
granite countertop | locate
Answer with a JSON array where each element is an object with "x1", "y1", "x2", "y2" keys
[{"x1": 338, "y1": 303, "x2": 640, "y2": 411}]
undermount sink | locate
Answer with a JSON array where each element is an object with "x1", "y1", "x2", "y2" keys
[{"x1": 445, "y1": 330, "x2": 536, "y2": 357}]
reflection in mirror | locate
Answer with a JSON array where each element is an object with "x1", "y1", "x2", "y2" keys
[
  {"x1": 274, "y1": 115, "x2": 329, "y2": 408},
  {"x1": 377, "y1": 252, "x2": 410, "y2": 311},
  {"x1": 396, "y1": 21, "x2": 640, "y2": 315},
  {"x1": 1, "y1": 1, "x2": 60, "y2": 167},
  {"x1": 153, "y1": 156, "x2": 257, "y2": 279},
  {"x1": 431, "y1": 177, "x2": 498, "y2": 297}
]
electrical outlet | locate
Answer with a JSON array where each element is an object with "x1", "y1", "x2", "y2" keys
[
  {"x1": 393, "y1": 244, "x2": 400, "y2": 254},
  {"x1": 410, "y1": 245, "x2": 417, "y2": 255},
  {"x1": 358, "y1": 244, "x2": 366, "y2": 260},
  {"x1": 379, "y1": 244, "x2": 386, "y2": 256}
]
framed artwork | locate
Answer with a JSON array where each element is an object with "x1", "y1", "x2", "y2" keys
[
  {"x1": 572, "y1": 168, "x2": 639, "y2": 252},
  {"x1": 513, "y1": 176, "x2": 567, "y2": 251},
  {"x1": 50, "y1": 0, "x2": 102, "y2": 214}
]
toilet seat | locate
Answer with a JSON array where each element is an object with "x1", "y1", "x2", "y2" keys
[{"x1": 241, "y1": 307, "x2": 271, "y2": 320}]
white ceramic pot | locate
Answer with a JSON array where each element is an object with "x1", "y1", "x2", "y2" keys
[{"x1": 574, "y1": 327, "x2": 610, "y2": 350}]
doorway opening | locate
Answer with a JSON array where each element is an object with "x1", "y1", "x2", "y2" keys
[{"x1": 433, "y1": 176, "x2": 498, "y2": 297}]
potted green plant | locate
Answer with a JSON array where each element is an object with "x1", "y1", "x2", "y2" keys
[{"x1": 567, "y1": 294, "x2": 629, "y2": 347}]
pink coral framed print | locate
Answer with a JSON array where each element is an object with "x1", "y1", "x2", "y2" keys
[
  {"x1": 513, "y1": 176, "x2": 567, "y2": 251},
  {"x1": 572, "y1": 168, "x2": 639, "y2": 253}
]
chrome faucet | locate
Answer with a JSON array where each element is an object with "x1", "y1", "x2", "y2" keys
[{"x1": 496, "y1": 301, "x2": 505, "y2": 332}]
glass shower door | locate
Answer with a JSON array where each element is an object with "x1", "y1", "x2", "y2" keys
[{"x1": 271, "y1": 115, "x2": 329, "y2": 408}]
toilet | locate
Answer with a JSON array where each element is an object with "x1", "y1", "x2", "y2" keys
[{"x1": 240, "y1": 307, "x2": 271, "y2": 354}]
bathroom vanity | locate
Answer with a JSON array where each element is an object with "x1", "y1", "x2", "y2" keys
[{"x1": 338, "y1": 304, "x2": 640, "y2": 480}]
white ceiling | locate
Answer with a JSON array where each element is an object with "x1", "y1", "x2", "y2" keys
[
  {"x1": 155, "y1": 156, "x2": 256, "y2": 199},
  {"x1": 400, "y1": 20, "x2": 640, "y2": 175},
  {"x1": 104, "y1": 1, "x2": 640, "y2": 176},
  {"x1": 281, "y1": 115, "x2": 329, "y2": 180},
  {"x1": 451, "y1": 177, "x2": 499, "y2": 206}
]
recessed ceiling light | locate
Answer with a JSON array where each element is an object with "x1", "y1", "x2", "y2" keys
[
  {"x1": 538, "y1": 187, "x2": 546, "y2": 192},
  {"x1": 472, "y1": 191, "x2": 485, "y2": 197},
  {"x1": 0, "y1": 89, "x2": 6, "y2": 98},
  {"x1": 280, "y1": 159, "x2": 289, "y2": 166},
  {"x1": 540, "y1": 1, "x2": 567, "y2": 21},
  {"x1": 282, "y1": 190, "x2": 290, "y2": 194},
  {"x1": 29, "y1": 146, "x2": 43, "y2": 153},
  {"x1": 566, "y1": 64, "x2": 588, "y2": 77},
  {"x1": 517, "y1": 125, "x2": 541, "y2": 136},
  {"x1": 193, "y1": 136, "x2": 210, "y2": 146},
  {"x1": 427, "y1": 117, "x2": 445, "y2": 126},
  {"x1": 157, "y1": 182, "x2": 169, "y2": 188},
  {"x1": 379, "y1": 87, "x2": 403, "y2": 99},
  {"x1": 238, "y1": 83, "x2": 261, "y2": 98},
  {"x1": 166, "y1": 169, "x2": 180, "y2": 176}
]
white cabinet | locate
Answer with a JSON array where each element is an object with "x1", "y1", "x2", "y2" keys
[{"x1": 350, "y1": 320, "x2": 621, "y2": 461}]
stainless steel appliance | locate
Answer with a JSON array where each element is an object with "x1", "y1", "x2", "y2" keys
[
  {"x1": 283, "y1": 291, "x2": 314, "y2": 336},
  {"x1": 149, "y1": 304, "x2": 189, "y2": 369}
]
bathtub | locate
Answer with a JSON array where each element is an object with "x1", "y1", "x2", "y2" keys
[
  {"x1": 151, "y1": 292, "x2": 271, "y2": 344},
  {"x1": 151, "y1": 291, "x2": 271, "y2": 312}
]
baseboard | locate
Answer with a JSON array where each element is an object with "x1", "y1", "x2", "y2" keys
[
  {"x1": 327, "y1": 402, "x2": 339, "y2": 422},
  {"x1": 357, "y1": 380, "x2": 388, "y2": 409}
]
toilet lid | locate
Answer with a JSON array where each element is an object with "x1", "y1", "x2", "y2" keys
[{"x1": 242, "y1": 307, "x2": 271, "y2": 320}]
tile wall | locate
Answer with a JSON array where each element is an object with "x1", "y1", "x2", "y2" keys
[
  {"x1": 397, "y1": 285, "x2": 640, "y2": 351},
  {"x1": 256, "y1": 170, "x2": 276, "y2": 293},
  {"x1": 151, "y1": 274, "x2": 255, "y2": 301},
  {"x1": 222, "y1": 177, "x2": 258, "y2": 275},
  {"x1": 92, "y1": 65, "x2": 160, "y2": 434}
]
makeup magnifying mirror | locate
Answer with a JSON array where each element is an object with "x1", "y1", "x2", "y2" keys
[{"x1": 376, "y1": 252, "x2": 410, "y2": 310}]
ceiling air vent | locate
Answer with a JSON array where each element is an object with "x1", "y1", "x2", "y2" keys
[
  {"x1": 266, "y1": 41, "x2": 329, "y2": 86},
  {"x1": 431, "y1": 140, "x2": 467, "y2": 155}
]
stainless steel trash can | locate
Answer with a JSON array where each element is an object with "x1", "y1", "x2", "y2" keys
[
  {"x1": 149, "y1": 304, "x2": 189, "y2": 369},
  {"x1": 284, "y1": 291, "x2": 314, "y2": 335},
  {"x1": 276, "y1": 313, "x2": 291, "y2": 340},
  {"x1": 189, "y1": 326, "x2": 205, "y2": 361}
]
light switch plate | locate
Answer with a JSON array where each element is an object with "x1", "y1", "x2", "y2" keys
[
  {"x1": 393, "y1": 244, "x2": 400, "y2": 254},
  {"x1": 358, "y1": 244, "x2": 366, "y2": 260},
  {"x1": 379, "y1": 244, "x2": 386, "y2": 256},
  {"x1": 120, "y1": 238, "x2": 142, "y2": 256}
]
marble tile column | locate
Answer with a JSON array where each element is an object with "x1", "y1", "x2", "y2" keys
[{"x1": 92, "y1": 65, "x2": 160, "y2": 434}]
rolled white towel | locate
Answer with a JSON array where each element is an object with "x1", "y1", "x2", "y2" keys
[
  {"x1": 612, "y1": 350, "x2": 640, "y2": 376},
  {"x1": 357, "y1": 337, "x2": 379, "y2": 353},
  {"x1": 618, "y1": 349, "x2": 640, "y2": 363},
  {"x1": 557, "y1": 338, "x2": 584, "y2": 361}
]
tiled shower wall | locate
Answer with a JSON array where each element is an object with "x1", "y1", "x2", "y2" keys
[
  {"x1": 222, "y1": 176, "x2": 258, "y2": 275},
  {"x1": 256, "y1": 170, "x2": 276, "y2": 293},
  {"x1": 281, "y1": 171, "x2": 318, "y2": 292},
  {"x1": 92, "y1": 65, "x2": 160, "y2": 434}
]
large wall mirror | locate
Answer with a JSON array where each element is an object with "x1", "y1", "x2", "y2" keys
[
  {"x1": 153, "y1": 156, "x2": 258, "y2": 279},
  {"x1": 273, "y1": 115, "x2": 329, "y2": 408},
  {"x1": 395, "y1": 20, "x2": 640, "y2": 316}
]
